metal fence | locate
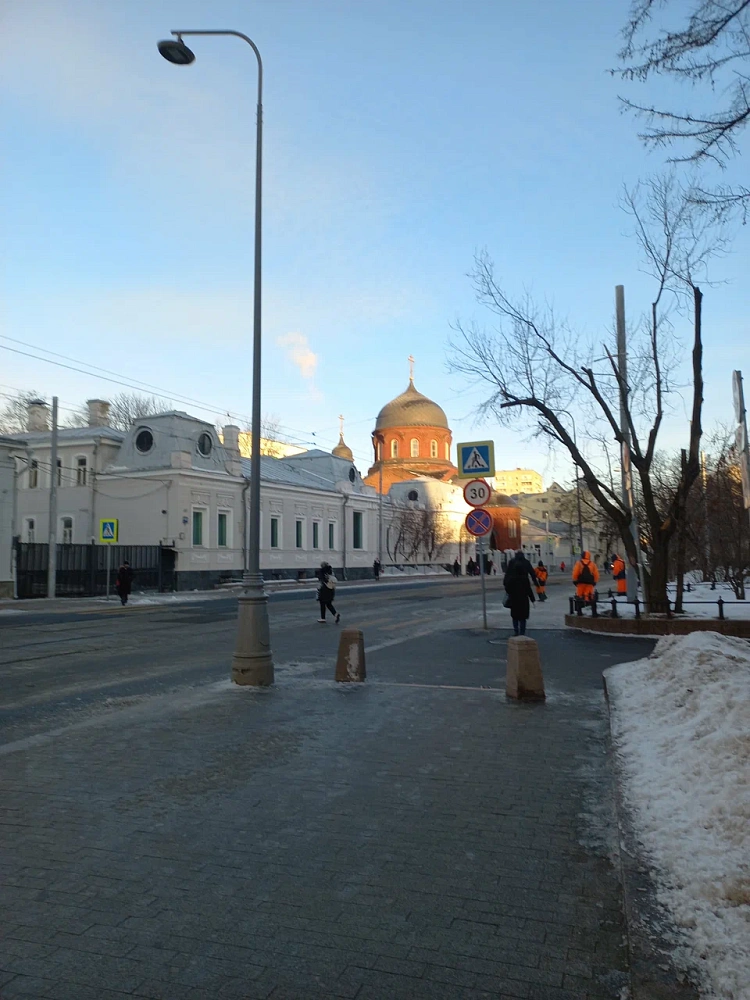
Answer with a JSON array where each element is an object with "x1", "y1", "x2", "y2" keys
[
  {"x1": 569, "y1": 592, "x2": 747, "y2": 619},
  {"x1": 14, "y1": 542, "x2": 175, "y2": 599}
]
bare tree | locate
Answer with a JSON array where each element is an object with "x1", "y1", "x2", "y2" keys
[
  {"x1": 449, "y1": 176, "x2": 725, "y2": 611},
  {"x1": 0, "y1": 390, "x2": 45, "y2": 434},
  {"x1": 106, "y1": 393, "x2": 167, "y2": 431},
  {"x1": 386, "y1": 501, "x2": 452, "y2": 564},
  {"x1": 617, "y1": 0, "x2": 750, "y2": 216}
]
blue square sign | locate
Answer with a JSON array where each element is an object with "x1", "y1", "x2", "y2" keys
[{"x1": 456, "y1": 440, "x2": 495, "y2": 479}]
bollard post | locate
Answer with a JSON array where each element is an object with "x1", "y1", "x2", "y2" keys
[
  {"x1": 569, "y1": 596, "x2": 575, "y2": 615},
  {"x1": 634, "y1": 595, "x2": 641, "y2": 619},
  {"x1": 610, "y1": 596, "x2": 618, "y2": 618},
  {"x1": 591, "y1": 598, "x2": 598, "y2": 617},
  {"x1": 335, "y1": 628, "x2": 366, "y2": 682},
  {"x1": 506, "y1": 636, "x2": 545, "y2": 701},
  {"x1": 718, "y1": 597, "x2": 725, "y2": 620}
]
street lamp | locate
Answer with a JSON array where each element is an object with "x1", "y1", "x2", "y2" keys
[{"x1": 158, "y1": 29, "x2": 273, "y2": 686}]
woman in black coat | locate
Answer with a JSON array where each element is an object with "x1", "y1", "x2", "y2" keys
[{"x1": 503, "y1": 551, "x2": 536, "y2": 635}]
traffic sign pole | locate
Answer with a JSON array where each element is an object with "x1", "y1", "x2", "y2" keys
[
  {"x1": 478, "y1": 535, "x2": 487, "y2": 630},
  {"x1": 106, "y1": 545, "x2": 111, "y2": 602}
]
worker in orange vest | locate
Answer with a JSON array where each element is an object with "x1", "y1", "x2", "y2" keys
[
  {"x1": 572, "y1": 551, "x2": 599, "y2": 603},
  {"x1": 535, "y1": 561, "x2": 548, "y2": 601},
  {"x1": 611, "y1": 553, "x2": 627, "y2": 596}
]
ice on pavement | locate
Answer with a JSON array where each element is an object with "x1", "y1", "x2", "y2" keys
[{"x1": 605, "y1": 632, "x2": 750, "y2": 1000}]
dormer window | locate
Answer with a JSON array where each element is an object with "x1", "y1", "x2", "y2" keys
[
  {"x1": 197, "y1": 432, "x2": 213, "y2": 457},
  {"x1": 135, "y1": 428, "x2": 154, "y2": 454}
]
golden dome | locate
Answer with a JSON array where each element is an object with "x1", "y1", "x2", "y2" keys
[
  {"x1": 375, "y1": 381, "x2": 449, "y2": 431},
  {"x1": 332, "y1": 434, "x2": 353, "y2": 462}
]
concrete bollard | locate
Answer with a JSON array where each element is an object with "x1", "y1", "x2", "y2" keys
[
  {"x1": 506, "y1": 636, "x2": 545, "y2": 701},
  {"x1": 335, "y1": 628, "x2": 366, "y2": 682}
]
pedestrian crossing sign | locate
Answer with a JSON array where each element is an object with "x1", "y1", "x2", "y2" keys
[
  {"x1": 456, "y1": 441, "x2": 495, "y2": 479},
  {"x1": 99, "y1": 519, "x2": 118, "y2": 543}
]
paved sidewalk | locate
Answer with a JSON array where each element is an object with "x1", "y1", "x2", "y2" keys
[{"x1": 0, "y1": 628, "x2": 654, "y2": 999}]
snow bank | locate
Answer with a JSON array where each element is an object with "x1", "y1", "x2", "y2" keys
[{"x1": 605, "y1": 632, "x2": 750, "y2": 999}]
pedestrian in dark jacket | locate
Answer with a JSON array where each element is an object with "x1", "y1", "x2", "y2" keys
[
  {"x1": 373, "y1": 558, "x2": 381, "y2": 581},
  {"x1": 115, "y1": 561, "x2": 133, "y2": 606},
  {"x1": 453, "y1": 558, "x2": 460, "y2": 577},
  {"x1": 316, "y1": 562, "x2": 340, "y2": 624},
  {"x1": 503, "y1": 551, "x2": 536, "y2": 635}
]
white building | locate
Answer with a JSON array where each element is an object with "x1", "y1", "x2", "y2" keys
[
  {"x1": 491, "y1": 468, "x2": 543, "y2": 495},
  {"x1": 4, "y1": 400, "x2": 384, "y2": 593},
  {"x1": 0, "y1": 436, "x2": 15, "y2": 597}
]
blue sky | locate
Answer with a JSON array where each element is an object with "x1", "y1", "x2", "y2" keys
[{"x1": 2, "y1": 0, "x2": 748, "y2": 483}]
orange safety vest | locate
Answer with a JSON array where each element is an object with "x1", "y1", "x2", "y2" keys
[{"x1": 536, "y1": 567, "x2": 548, "y2": 586}]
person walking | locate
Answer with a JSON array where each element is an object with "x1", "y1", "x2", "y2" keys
[
  {"x1": 115, "y1": 560, "x2": 133, "y2": 606},
  {"x1": 503, "y1": 551, "x2": 536, "y2": 635},
  {"x1": 316, "y1": 562, "x2": 340, "y2": 624},
  {"x1": 611, "y1": 553, "x2": 627, "y2": 596},
  {"x1": 467, "y1": 557, "x2": 475, "y2": 577},
  {"x1": 453, "y1": 558, "x2": 460, "y2": 577},
  {"x1": 535, "y1": 560, "x2": 548, "y2": 601},
  {"x1": 572, "y1": 551, "x2": 599, "y2": 605},
  {"x1": 559, "y1": 560, "x2": 566, "y2": 573},
  {"x1": 373, "y1": 557, "x2": 381, "y2": 581}
]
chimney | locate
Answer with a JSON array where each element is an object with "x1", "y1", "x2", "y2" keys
[
  {"x1": 222, "y1": 424, "x2": 242, "y2": 476},
  {"x1": 87, "y1": 399, "x2": 110, "y2": 427},
  {"x1": 27, "y1": 399, "x2": 50, "y2": 432}
]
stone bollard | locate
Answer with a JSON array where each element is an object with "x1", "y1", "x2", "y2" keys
[
  {"x1": 335, "y1": 628, "x2": 366, "y2": 683},
  {"x1": 506, "y1": 636, "x2": 545, "y2": 701}
]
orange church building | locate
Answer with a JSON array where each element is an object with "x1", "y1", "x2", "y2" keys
[{"x1": 364, "y1": 377, "x2": 458, "y2": 492}]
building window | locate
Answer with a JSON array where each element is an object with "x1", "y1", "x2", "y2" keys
[
  {"x1": 391, "y1": 439, "x2": 398, "y2": 459},
  {"x1": 328, "y1": 522, "x2": 335, "y2": 549},
  {"x1": 60, "y1": 516, "x2": 73, "y2": 544},
  {"x1": 410, "y1": 438, "x2": 419, "y2": 458},
  {"x1": 76, "y1": 456, "x2": 87, "y2": 486},
  {"x1": 430, "y1": 439, "x2": 438, "y2": 458},
  {"x1": 444, "y1": 442, "x2": 450, "y2": 460},
  {"x1": 56, "y1": 459, "x2": 63, "y2": 486},
  {"x1": 25, "y1": 518, "x2": 35, "y2": 542},
  {"x1": 508, "y1": 520, "x2": 517, "y2": 538},
  {"x1": 312, "y1": 522, "x2": 320, "y2": 549},
  {"x1": 29, "y1": 460, "x2": 38, "y2": 489},
  {"x1": 352, "y1": 511, "x2": 363, "y2": 550},
  {"x1": 197, "y1": 432, "x2": 213, "y2": 457},
  {"x1": 217, "y1": 511, "x2": 228, "y2": 547},
  {"x1": 192, "y1": 509, "x2": 205, "y2": 546},
  {"x1": 295, "y1": 520, "x2": 303, "y2": 549},
  {"x1": 135, "y1": 428, "x2": 154, "y2": 454},
  {"x1": 407, "y1": 489, "x2": 419, "y2": 502},
  {"x1": 270, "y1": 517, "x2": 280, "y2": 548}
]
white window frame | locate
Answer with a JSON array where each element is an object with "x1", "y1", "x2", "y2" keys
[
  {"x1": 390, "y1": 439, "x2": 398, "y2": 459},
  {"x1": 217, "y1": 508, "x2": 232, "y2": 549},
  {"x1": 191, "y1": 507, "x2": 208, "y2": 548},
  {"x1": 270, "y1": 516, "x2": 281, "y2": 549},
  {"x1": 410, "y1": 438, "x2": 419, "y2": 458},
  {"x1": 444, "y1": 442, "x2": 450, "y2": 460},
  {"x1": 28, "y1": 460, "x2": 38, "y2": 489},
  {"x1": 24, "y1": 517, "x2": 36, "y2": 542},
  {"x1": 56, "y1": 458, "x2": 63, "y2": 487},
  {"x1": 75, "y1": 455, "x2": 88, "y2": 486},
  {"x1": 59, "y1": 515, "x2": 74, "y2": 544},
  {"x1": 312, "y1": 520, "x2": 321, "y2": 550},
  {"x1": 295, "y1": 518, "x2": 305, "y2": 550},
  {"x1": 328, "y1": 521, "x2": 335, "y2": 550},
  {"x1": 430, "y1": 439, "x2": 438, "y2": 458}
]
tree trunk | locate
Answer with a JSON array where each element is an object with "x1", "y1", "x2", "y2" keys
[
  {"x1": 647, "y1": 536, "x2": 671, "y2": 613},
  {"x1": 674, "y1": 448, "x2": 688, "y2": 613}
]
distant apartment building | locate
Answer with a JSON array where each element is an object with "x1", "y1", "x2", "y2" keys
[{"x1": 491, "y1": 468, "x2": 543, "y2": 495}]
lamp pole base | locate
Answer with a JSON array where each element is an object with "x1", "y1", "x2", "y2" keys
[{"x1": 230, "y1": 572, "x2": 274, "y2": 686}]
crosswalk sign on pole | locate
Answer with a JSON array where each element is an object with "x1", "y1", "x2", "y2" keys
[
  {"x1": 99, "y1": 519, "x2": 119, "y2": 544},
  {"x1": 456, "y1": 440, "x2": 495, "y2": 479}
]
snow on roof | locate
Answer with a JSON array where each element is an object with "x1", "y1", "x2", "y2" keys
[
  {"x1": 5, "y1": 426, "x2": 125, "y2": 444},
  {"x1": 605, "y1": 632, "x2": 750, "y2": 998},
  {"x1": 241, "y1": 455, "x2": 339, "y2": 493}
]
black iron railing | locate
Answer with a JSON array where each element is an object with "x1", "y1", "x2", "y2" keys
[{"x1": 568, "y1": 592, "x2": 746, "y2": 619}]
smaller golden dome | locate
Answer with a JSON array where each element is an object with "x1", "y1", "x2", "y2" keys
[{"x1": 332, "y1": 434, "x2": 353, "y2": 462}]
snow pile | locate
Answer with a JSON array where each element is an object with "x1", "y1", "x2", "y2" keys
[{"x1": 605, "y1": 632, "x2": 750, "y2": 999}]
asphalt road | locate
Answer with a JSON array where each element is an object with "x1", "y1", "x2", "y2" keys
[{"x1": 0, "y1": 576, "x2": 518, "y2": 744}]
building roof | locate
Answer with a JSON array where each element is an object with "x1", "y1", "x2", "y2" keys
[
  {"x1": 487, "y1": 490, "x2": 519, "y2": 507},
  {"x1": 375, "y1": 380, "x2": 449, "y2": 431},
  {"x1": 4, "y1": 426, "x2": 125, "y2": 445}
]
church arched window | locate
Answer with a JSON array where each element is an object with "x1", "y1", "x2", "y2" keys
[
  {"x1": 410, "y1": 438, "x2": 419, "y2": 457},
  {"x1": 430, "y1": 439, "x2": 438, "y2": 458},
  {"x1": 444, "y1": 442, "x2": 450, "y2": 460},
  {"x1": 391, "y1": 439, "x2": 398, "y2": 459}
]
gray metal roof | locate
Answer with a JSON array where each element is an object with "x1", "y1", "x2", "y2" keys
[
  {"x1": 241, "y1": 456, "x2": 340, "y2": 493},
  {"x1": 4, "y1": 427, "x2": 125, "y2": 445}
]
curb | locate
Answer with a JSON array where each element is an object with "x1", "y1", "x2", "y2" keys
[{"x1": 602, "y1": 673, "x2": 699, "y2": 1000}]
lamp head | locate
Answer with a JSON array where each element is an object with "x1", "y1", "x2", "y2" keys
[{"x1": 157, "y1": 38, "x2": 195, "y2": 65}]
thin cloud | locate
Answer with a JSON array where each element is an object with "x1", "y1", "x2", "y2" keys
[{"x1": 276, "y1": 332, "x2": 318, "y2": 381}]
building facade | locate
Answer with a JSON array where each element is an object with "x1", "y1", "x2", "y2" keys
[
  {"x1": 0, "y1": 437, "x2": 15, "y2": 597},
  {"x1": 491, "y1": 468, "x2": 544, "y2": 495}
]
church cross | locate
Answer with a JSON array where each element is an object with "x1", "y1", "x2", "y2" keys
[
  {"x1": 339, "y1": 414, "x2": 344, "y2": 436},
  {"x1": 408, "y1": 355, "x2": 415, "y2": 382}
]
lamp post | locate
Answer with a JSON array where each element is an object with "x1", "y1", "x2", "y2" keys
[
  {"x1": 158, "y1": 30, "x2": 273, "y2": 685},
  {"x1": 557, "y1": 409, "x2": 584, "y2": 557}
]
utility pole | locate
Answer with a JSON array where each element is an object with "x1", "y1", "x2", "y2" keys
[
  {"x1": 47, "y1": 396, "x2": 59, "y2": 600},
  {"x1": 615, "y1": 286, "x2": 642, "y2": 601}
]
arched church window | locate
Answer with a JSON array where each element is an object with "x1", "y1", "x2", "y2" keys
[
  {"x1": 444, "y1": 442, "x2": 450, "y2": 460},
  {"x1": 410, "y1": 438, "x2": 419, "y2": 457},
  {"x1": 430, "y1": 439, "x2": 438, "y2": 458},
  {"x1": 391, "y1": 439, "x2": 398, "y2": 459}
]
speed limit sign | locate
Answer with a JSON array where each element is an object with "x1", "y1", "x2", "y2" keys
[{"x1": 463, "y1": 478, "x2": 491, "y2": 507}]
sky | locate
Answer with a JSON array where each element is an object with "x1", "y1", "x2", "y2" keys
[{"x1": 1, "y1": 0, "x2": 748, "y2": 485}]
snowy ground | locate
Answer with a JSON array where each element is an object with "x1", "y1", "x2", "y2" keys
[{"x1": 605, "y1": 633, "x2": 750, "y2": 999}]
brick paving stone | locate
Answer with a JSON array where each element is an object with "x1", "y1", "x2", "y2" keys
[{"x1": 0, "y1": 628, "x2": 653, "y2": 998}]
